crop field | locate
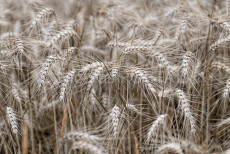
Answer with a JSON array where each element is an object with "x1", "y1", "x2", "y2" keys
[{"x1": 0, "y1": 0, "x2": 230, "y2": 153}]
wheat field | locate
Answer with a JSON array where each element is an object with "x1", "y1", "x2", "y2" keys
[{"x1": 1, "y1": 0, "x2": 230, "y2": 153}]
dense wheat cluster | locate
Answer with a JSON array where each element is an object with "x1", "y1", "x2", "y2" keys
[{"x1": 1, "y1": 0, "x2": 230, "y2": 153}]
